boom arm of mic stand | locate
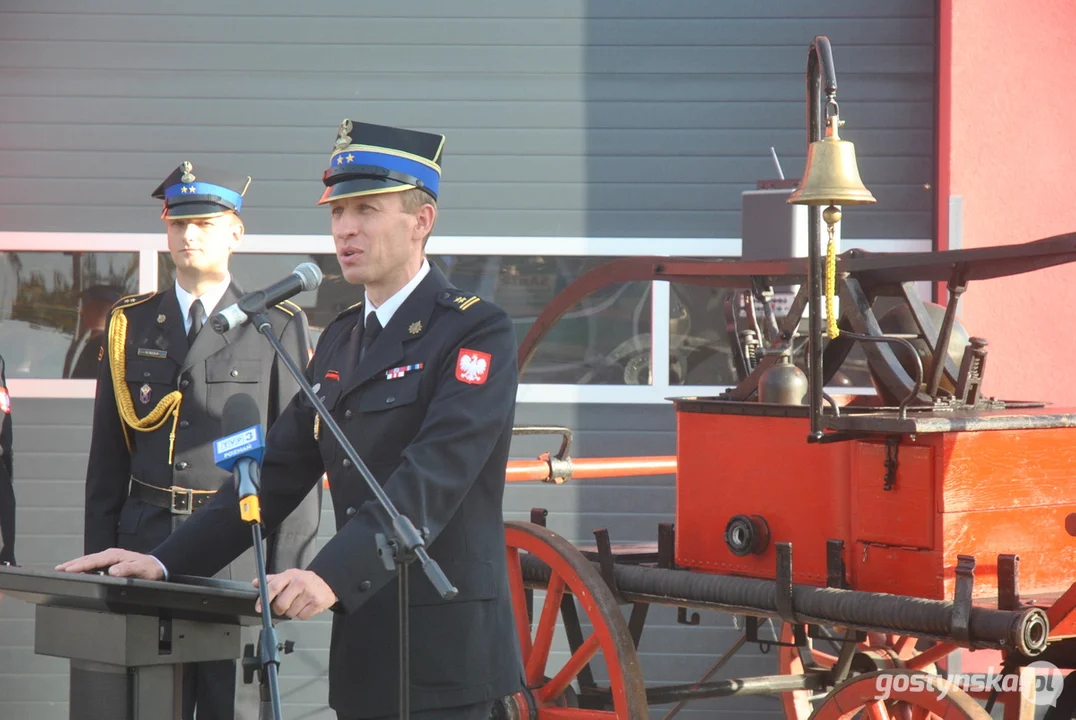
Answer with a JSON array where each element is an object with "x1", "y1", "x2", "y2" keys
[{"x1": 247, "y1": 312, "x2": 458, "y2": 601}]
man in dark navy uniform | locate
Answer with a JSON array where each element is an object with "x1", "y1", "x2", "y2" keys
[
  {"x1": 61, "y1": 121, "x2": 525, "y2": 719},
  {"x1": 0, "y1": 353, "x2": 14, "y2": 567},
  {"x1": 80, "y1": 162, "x2": 322, "y2": 720}
]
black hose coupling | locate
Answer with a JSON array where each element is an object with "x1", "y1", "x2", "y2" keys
[{"x1": 725, "y1": 514, "x2": 770, "y2": 557}]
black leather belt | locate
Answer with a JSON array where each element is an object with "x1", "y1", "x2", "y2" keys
[{"x1": 129, "y1": 476, "x2": 215, "y2": 515}]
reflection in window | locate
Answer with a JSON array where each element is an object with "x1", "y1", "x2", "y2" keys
[
  {"x1": 432, "y1": 256, "x2": 652, "y2": 385},
  {"x1": 159, "y1": 253, "x2": 653, "y2": 384},
  {"x1": 158, "y1": 252, "x2": 355, "y2": 343},
  {"x1": 0, "y1": 252, "x2": 139, "y2": 379},
  {"x1": 668, "y1": 283, "x2": 896, "y2": 389}
]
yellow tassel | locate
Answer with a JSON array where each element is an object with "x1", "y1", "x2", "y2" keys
[
  {"x1": 825, "y1": 227, "x2": 839, "y2": 339},
  {"x1": 108, "y1": 310, "x2": 184, "y2": 454}
]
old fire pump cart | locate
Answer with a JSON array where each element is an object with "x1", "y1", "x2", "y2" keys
[{"x1": 493, "y1": 36, "x2": 1076, "y2": 720}]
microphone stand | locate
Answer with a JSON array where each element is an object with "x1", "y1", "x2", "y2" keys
[
  {"x1": 239, "y1": 308, "x2": 458, "y2": 720},
  {"x1": 236, "y1": 456, "x2": 284, "y2": 720}
]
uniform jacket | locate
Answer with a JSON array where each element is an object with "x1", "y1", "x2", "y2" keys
[
  {"x1": 0, "y1": 354, "x2": 14, "y2": 565},
  {"x1": 152, "y1": 264, "x2": 525, "y2": 717},
  {"x1": 84, "y1": 283, "x2": 322, "y2": 576}
]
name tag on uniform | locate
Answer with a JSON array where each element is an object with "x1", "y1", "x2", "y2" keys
[
  {"x1": 385, "y1": 363, "x2": 423, "y2": 380},
  {"x1": 137, "y1": 348, "x2": 168, "y2": 359}
]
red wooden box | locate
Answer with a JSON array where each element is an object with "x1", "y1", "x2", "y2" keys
[{"x1": 673, "y1": 402, "x2": 1076, "y2": 602}]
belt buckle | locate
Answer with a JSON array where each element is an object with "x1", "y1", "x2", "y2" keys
[{"x1": 170, "y1": 486, "x2": 194, "y2": 515}]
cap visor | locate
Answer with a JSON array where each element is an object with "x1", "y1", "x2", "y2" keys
[{"x1": 317, "y1": 177, "x2": 416, "y2": 205}]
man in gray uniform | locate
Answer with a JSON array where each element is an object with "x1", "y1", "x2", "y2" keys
[{"x1": 81, "y1": 162, "x2": 322, "y2": 720}]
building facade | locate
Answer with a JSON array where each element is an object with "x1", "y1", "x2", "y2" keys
[{"x1": 0, "y1": 2, "x2": 935, "y2": 718}]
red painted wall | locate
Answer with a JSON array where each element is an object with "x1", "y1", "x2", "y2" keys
[{"x1": 940, "y1": 0, "x2": 1076, "y2": 405}]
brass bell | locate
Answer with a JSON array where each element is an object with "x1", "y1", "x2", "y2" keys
[{"x1": 788, "y1": 114, "x2": 876, "y2": 207}]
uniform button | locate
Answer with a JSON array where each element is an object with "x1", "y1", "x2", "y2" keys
[
  {"x1": 179, "y1": 420, "x2": 190, "y2": 429},
  {"x1": 181, "y1": 379, "x2": 190, "y2": 388},
  {"x1": 385, "y1": 396, "x2": 395, "y2": 404},
  {"x1": 143, "y1": 371, "x2": 151, "y2": 378},
  {"x1": 344, "y1": 410, "x2": 353, "y2": 419},
  {"x1": 174, "y1": 461, "x2": 189, "y2": 470},
  {"x1": 346, "y1": 506, "x2": 357, "y2": 517},
  {"x1": 342, "y1": 459, "x2": 352, "y2": 469},
  {"x1": 230, "y1": 369, "x2": 239, "y2": 377},
  {"x1": 359, "y1": 580, "x2": 371, "y2": 592}
]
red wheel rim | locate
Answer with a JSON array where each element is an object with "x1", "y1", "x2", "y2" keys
[
  {"x1": 505, "y1": 521, "x2": 649, "y2": 719},
  {"x1": 808, "y1": 669, "x2": 992, "y2": 720},
  {"x1": 778, "y1": 626, "x2": 937, "y2": 720}
]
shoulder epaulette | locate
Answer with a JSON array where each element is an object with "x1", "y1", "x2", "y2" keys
[
  {"x1": 275, "y1": 299, "x2": 302, "y2": 317},
  {"x1": 111, "y1": 291, "x2": 157, "y2": 313},
  {"x1": 334, "y1": 300, "x2": 364, "y2": 322},
  {"x1": 438, "y1": 291, "x2": 482, "y2": 312}
]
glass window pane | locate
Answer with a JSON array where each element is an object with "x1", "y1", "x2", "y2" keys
[
  {"x1": 159, "y1": 253, "x2": 652, "y2": 384},
  {"x1": 669, "y1": 282, "x2": 881, "y2": 389},
  {"x1": 432, "y1": 256, "x2": 652, "y2": 385},
  {"x1": 158, "y1": 252, "x2": 353, "y2": 344},
  {"x1": 0, "y1": 251, "x2": 139, "y2": 379}
]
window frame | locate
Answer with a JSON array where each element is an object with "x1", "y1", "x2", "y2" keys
[{"x1": 0, "y1": 232, "x2": 931, "y2": 402}]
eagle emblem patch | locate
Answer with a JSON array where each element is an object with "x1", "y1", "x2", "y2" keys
[{"x1": 456, "y1": 349, "x2": 490, "y2": 385}]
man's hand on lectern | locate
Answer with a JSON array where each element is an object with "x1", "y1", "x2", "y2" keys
[{"x1": 56, "y1": 549, "x2": 164, "y2": 581}]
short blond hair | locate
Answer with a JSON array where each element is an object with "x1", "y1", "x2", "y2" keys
[
  {"x1": 398, "y1": 187, "x2": 437, "y2": 214},
  {"x1": 398, "y1": 187, "x2": 437, "y2": 246}
]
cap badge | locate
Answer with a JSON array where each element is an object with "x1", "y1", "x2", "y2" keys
[
  {"x1": 180, "y1": 161, "x2": 195, "y2": 184},
  {"x1": 334, "y1": 119, "x2": 353, "y2": 151}
]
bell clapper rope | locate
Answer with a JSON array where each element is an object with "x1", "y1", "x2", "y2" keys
[{"x1": 823, "y1": 204, "x2": 841, "y2": 340}]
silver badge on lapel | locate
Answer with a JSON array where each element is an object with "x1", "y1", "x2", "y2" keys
[{"x1": 139, "y1": 383, "x2": 152, "y2": 405}]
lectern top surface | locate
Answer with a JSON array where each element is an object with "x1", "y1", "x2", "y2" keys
[{"x1": 0, "y1": 565, "x2": 269, "y2": 626}]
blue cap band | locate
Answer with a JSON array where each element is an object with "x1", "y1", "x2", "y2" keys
[
  {"x1": 164, "y1": 182, "x2": 244, "y2": 212},
  {"x1": 330, "y1": 150, "x2": 440, "y2": 196}
]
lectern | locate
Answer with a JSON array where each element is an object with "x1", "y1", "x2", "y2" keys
[{"x1": 0, "y1": 565, "x2": 269, "y2": 720}]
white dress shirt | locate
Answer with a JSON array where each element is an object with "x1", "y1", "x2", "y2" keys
[
  {"x1": 363, "y1": 258, "x2": 430, "y2": 329},
  {"x1": 174, "y1": 273, "x2": 233, "y2": 332}
]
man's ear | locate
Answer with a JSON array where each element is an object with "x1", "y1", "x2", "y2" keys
[
  {"x1": 231, "y1": 213, "x2": 245, "y2": 247},
  {"x1": 413, "y1": 202, "x2": 437, "y2": 242}
]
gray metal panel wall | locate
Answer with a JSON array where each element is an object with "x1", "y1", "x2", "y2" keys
[
  {"x1": 0, "y1": 1, "x2": 934, "y2": 240},
  {"x1": 0, "y1": 2, "x2": 935, "y2": 718}
]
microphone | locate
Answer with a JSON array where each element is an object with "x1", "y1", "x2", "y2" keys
[
  {"x1": 213, "y1": 392, "x2": 266, "y2": 524},
  {"x1": 210, "y1": 262, "x2": 323, "y2": 333}
]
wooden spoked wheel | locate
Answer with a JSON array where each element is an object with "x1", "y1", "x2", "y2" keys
[
  {"x1": 777, "y1": 625, "x2": 1036, "y2": 720},
  {"x1": 778, "y1": 626, "x2": 940, "y2": 720},
  {"x1": 504, "y1": 521, "x2": 649, "y2": 719},
  {"x1": 807, "y1": 669, "x2": 992, "y2": 720}
]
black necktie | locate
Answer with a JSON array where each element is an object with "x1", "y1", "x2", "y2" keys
[
  {"x1": 187, "y1": 299, "x2": 205, "y2": 347},
  {"x1": 360, "y1": 312, "x2": 382, "y2": 362}
]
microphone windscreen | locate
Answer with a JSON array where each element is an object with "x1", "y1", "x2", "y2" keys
[
  {"x1": 294, "y1": 262, "x2": 323, "y2": 292},
  {"x1": 221, "y1": 392, "x2": 262, "y2": 437}
]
